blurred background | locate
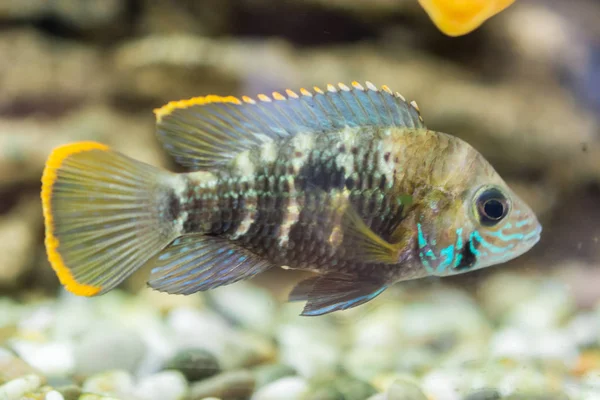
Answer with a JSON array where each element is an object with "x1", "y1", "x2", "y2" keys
[{"x1": 1, "y1": 0, "x2": 600, "y2": 399}]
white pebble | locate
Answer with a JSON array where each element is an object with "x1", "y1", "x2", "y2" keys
[
  {"x1": 0, "y1": 374, "x2": 42, "y2": 400},
  {"x1": 421, "y1": 370, "x2": 461, "y2": 400},
  {"x1": 133, "y1": 371, "x2": 188, "y2": 400},
  {"x1": 10, "y1": 340, "x2": 74, "y2": 376},
  {"x1": 167, "y1": 307, "x2": 232, "y2": 358},
  {"x1": 277, "y1": 324, "x2": 340, "y2": 378},
  {"x1": 567, "y1": 312, "x2": 600, "y2": 348},
  {"x1": 490, "y1": 328, "x2": 530, "y2": 360},
  {"x1": 251, "y1": 377, "x2": 309, "y2": 400},
  {"x1": 210, "y1": 282, "x2": 277, "y2": 335},
  {"x1": 82, "y1": 370, "x2": 135, "y2": 399},
  {"x1": 45, "y1": 390, "x2": 65, "y2": 400},
  {"x1": 491, "y1": 327, "x2": 579, "y2": 364}
]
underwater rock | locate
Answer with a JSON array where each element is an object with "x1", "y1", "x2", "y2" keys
[
  {"x1": 163, "y1": 348, "x2": 221, "y2": 382},
  {"x1": 137, "y1": 0, "x2": 231, "y2": 37},
  {"x1": 342, "y1": 347, "x2": 396, "y2": 381},
  {"x1": 220, "y1": 331, "x2": 277, "y2": 370},
  {"x1": 250, "y1": 376, "x2": 308, "y2": 400},
  {"x1": 0, "y1": 374, "x2": 43, "y2": 400},
  {"x1": 0, "y1": 0, "x2": 125, "y2": 30},
  {"x1": 298, "y1": 375, "x2": 378, "y2": 400},
  {"x1": 0, "y1": 29, "x2": 109, "y2": 116},
  {"x1": 0, "y1": 197, "x2": 42, "y2": 288},
  {"x1": 81, "y1": 370, "x2": 135, "y2": 399},
  {"x1": 133, "y1": 370, "x2": 188, "y2": 400},
  {"x1": 208, "y1": 282, "x2": 278, "y2": 336},
  {"x1": 44, "y1": 390, "x2": 65, "y2": 400},
  {"x1": 138, "y1": 289, "x2": 206, "y2": 314},
  {"x1": 55, "y1": 385, "x2": 81, "y2": 400},
  {"x1": 251, "y1": 363, "x2": 297, "y2": 389},
  {"x1": 462, "y1": 388, "x2": 501, "y2": 400},
  {"x1": 503, "y1": 280, "x2": 575, "y2": 331},
  {"x1": 276, "y1": 321, "x2": 342, "y2": 379},
  {"x1": 166, "y1": 307, "x2": 234, "y2": 362},
  {"x1": 186, "y1": 370, "x2": 255, "y2": 400},
  {"x1": 476, "y1": 272, "x2": 542, "y2": 323},
  {"x1": 73, "y1": 327, "x2": 146, "y2": 377},
  {"x1": 385, "y1": 377, "x2": 428, "y2": 400},
  {"x1": 10, "y1": 340, "x2": 75, "y2": 377},
  {"x1": 0, "y1": 347, "x2": 43, "y2": 385},
  {"x1": 0, "y1": 106, "x2": 165, "y2": 190}
]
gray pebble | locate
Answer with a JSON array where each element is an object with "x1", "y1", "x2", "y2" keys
[
  {"x1": 221, "y1": 331, "x2": 277, "y2": 370},
  {"x1": 164, "y1": 348, "x2": 221, "y2": 382},
  {"x1": 462, "y1": 388, "x2": 501, "y2": 400},
  {"x1": 74, "y1": 327, "x2": 146, "y2": 377},
  {"x1": 306, "y1": 376, "x2": 377, "y2": 400},
  {"x1": 386, "y1": 378, "x2": 428, "y2": 400},
  {"x1": 252, "y1": 363, "x2": 297, "y2": 388},
  {"x1": 187, "y1": 370, "x2": 255, "y2": 400},
  {"x1": 55, "y1": 385, "x2": 82, "y2": 400}
]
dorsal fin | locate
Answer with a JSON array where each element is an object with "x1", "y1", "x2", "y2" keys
[{"x1": 154, "y1": 81, "x2": 426, "y2": 170}]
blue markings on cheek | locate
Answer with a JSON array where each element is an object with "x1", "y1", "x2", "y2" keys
[
  {"x1": 417, "y1": 223, "x2": 427, "y2": 249},
  {"x1": 425, "y1": 249, "x2": 436, "y2": 260},
  {"x1": 453, "y1": 253, "x2": 463, "y2": 268},
  {"x1": 496, "y1": 231, "x2": 524, "y2": 241},
  {"x1": 469, "y1": 232, "x2": 481, "y2": 256},
  {"x1": 455, "y1": 228, "x2": 463, "y2": 249},
  {"x1": 515, "y1": 219, "x2": 530, "y2": 228},
  {"x1": 437, "y1": 245, "x2": 455, "y2": 273},
  {"x1": 471, "y1": 230, "x2": 511, "y2": 254}
]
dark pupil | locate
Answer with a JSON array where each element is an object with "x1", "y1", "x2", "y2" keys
[{"x1": 483, "y1": 199, "x2": 504, "y2": 220}]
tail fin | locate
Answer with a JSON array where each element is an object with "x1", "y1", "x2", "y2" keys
[{"x1": 41, "y1": 142, "x2": 183, "y2": 296}]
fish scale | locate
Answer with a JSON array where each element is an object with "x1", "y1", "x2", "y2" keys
[{"x1": 40, "y1": 81, "x2": 541, "y2": 316}]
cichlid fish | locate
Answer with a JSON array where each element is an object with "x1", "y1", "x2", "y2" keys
[
  {"x1": 41, "y1": 81, "x2": 541, "y2": 316},
  {"x1": 418, "y1": 0, "x2": 516, "y2": 36}
]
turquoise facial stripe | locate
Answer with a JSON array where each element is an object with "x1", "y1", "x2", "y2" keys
[
  {"x1": 494, "y1": 230, "x2": 524, "y2": 241},
  {"x1": 437, "y1": 245, "x2": 455, "y2": 273},
  {"x1": 453, "y1": 228, "x2": 464, "y2": 268},
  {"x1": 515, "y1": 219, "x2": 530, "y2": 228},
  {"x1": 454, "y1": 253, "x2": 463, "y2": 268},
  {"x1": 417, "y1": 223, "x2": 427, "y2": 249},
  {"x1": 469, "y1": 232, "x2": 480, "y2": 256},
  {"x1": 471, "y1": 230, "x2": 514, "y2": 254}
]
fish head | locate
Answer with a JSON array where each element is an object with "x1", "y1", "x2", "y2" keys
[{"x1": 415, "y1": 145, "x2": 542, "y2": 277}]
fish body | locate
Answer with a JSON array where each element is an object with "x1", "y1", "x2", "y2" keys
[
  {"x1": 41, "y1": 81, "x2": 541, "y2": 316},
  {"x1": 419, "y1": 0, "x2": 516, "y2": 36}
]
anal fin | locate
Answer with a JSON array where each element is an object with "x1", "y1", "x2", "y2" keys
[
  {"x1": 147, "y1": 234, "x2": 272, "y2": 295},
  {"x1": 288, "y1": 273, "x2": 387, "y2": 316}
]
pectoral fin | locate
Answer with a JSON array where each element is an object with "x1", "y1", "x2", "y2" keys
[
  {"x1": 289, "y1": 272, "x2": 387, "y2": 316},
  {"x1": 337, "y1": 197, "x2": 412, "y2": 264}
]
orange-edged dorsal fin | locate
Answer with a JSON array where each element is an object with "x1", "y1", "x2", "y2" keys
[{"x1": 153, "y1": 82, "x2": 426, "y2": 170}]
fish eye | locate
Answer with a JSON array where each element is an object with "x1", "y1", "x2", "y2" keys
[{"x1": 475, "y1": 187, "x2": 509, "y2": 226}]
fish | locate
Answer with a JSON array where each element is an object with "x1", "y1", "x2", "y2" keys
[
  {"x1": 418, "y1": 0, "x2": 516, "y2": 36},
  {"x1": 41, "y1": 81, "x2": 542, "y2": 316}
]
